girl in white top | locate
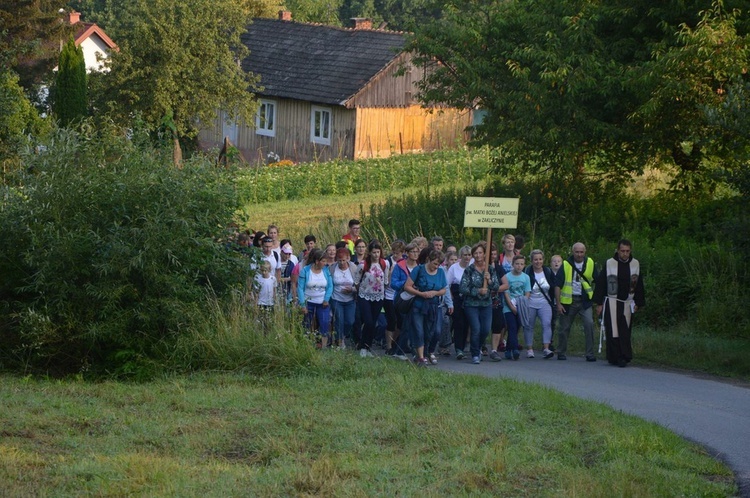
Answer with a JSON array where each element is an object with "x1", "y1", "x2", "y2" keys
[
  {"x1": 255, "y1": 261, "x2": 277, "y2": 307},
  {"x1": 356, "y1": 241, "x2": 389, "y2": 356},
  {"x1": 330, "y1": 247, "x2": 358, "y2": 348},
  {"x1": 524, "y1": 249, "x2": 555, "y2": 359}
]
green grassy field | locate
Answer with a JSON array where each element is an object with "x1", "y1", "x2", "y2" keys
[{"x1": 0, "y1": 360, "x2": 735, "y2": 496}]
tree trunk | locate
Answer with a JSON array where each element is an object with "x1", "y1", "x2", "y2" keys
[{"x1": 173, "y1": 132, "x2": 183, "y2": 168}]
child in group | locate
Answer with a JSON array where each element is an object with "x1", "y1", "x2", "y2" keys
[
  {"x1": 254, "y1": 261, "x2": 277, "y2": 331},
  {"x1": 503, "y1": 254, "x2": 531, "y2": 360},
  {"x1": 550, "y1": 255, "x2": 563, "y2": 276},
  {"x1": 548, "y1": 254, "x2": 563, "y2": 350},
  {"x1": 443, "y1": 250, "x2": 458, "y2": 270}
]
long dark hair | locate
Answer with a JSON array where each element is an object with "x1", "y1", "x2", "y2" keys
[{"x1": 363, "y1": 240, "x2": 383, "y2": 273}]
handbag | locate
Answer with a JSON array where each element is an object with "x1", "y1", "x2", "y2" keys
[
  {"x1": 394, "y1": 265, "x2": 421, "y2": 314},
  {"x1": 395, "y1": 290, "x2": 415, "y2": 314}
]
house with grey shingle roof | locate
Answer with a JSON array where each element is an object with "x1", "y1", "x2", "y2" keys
[{"x1": 198, "y1": 13, "x2": 471, "y2": 163}]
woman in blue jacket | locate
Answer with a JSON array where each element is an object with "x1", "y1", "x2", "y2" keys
[{"x1": 297, "y1": 248, "x2": 334, "y2": 348}]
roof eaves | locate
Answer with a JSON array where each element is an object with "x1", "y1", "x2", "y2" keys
[{"x1": 74, "y1": 23, "x2": 119, "y2": 51}]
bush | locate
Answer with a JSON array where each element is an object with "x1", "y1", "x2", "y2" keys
[{"x1": 0, "y1": 124, "x2": 252, "y2": 376}]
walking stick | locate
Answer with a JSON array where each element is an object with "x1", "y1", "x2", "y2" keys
[{"x1": 598, "y1": 298, "x2": 606, "y2": 354}]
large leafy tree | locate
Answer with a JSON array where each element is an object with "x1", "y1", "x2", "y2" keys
[
  {"x1": 0, "y1": 0, "x2": 71, "y2": 91},
  {"x1": 89, "y1": 0, "x2": 260, "y2": 165},
  {"x1": 0, "y1": 70, "x2": 48, "y2": 168},
  {"x1": 284, "y1": 0, "x2": 343, "y2": 24},
  {"x1": 53, "y1": 37, "x2": 87, "y2": 127},
  {"x1": 406, "y1": 0, "x2": 750, "y2": 187},
  {"x1": 69, "y1": 0, "x2": 283, "y2": 30},
  {"x1": 372, "y1": 0, "x2": 442, "y2": 31}
]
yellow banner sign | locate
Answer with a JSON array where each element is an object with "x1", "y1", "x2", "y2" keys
[{"x1": 463, "y1": 197, "x2": 519, "y2": 228}]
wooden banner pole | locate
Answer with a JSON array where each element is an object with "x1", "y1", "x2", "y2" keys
[{"x1": 482, "y1": 227, "x2": 492, "y2": 290}]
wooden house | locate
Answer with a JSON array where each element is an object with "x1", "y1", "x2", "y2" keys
[{"x1": 198, "y1": 13, "x2": 472, "y2": 163}]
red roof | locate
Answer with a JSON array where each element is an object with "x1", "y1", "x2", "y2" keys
[{"x1": 74, "y1": 22, "x2": 118, "y2": 51}]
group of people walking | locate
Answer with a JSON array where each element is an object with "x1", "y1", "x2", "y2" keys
[{"x1": 238, "y1": 220, "x2": 646, "y2": 368}]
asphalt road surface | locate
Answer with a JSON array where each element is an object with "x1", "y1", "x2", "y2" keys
[{"x1": 431, "y1": 352, "x2": 750, "y2": 496}]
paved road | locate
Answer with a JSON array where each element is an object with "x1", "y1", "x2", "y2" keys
[{"x1": 431, "y1": 353, "x2": 750, "y2": 497}]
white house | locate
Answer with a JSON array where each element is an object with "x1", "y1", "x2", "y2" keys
[{"x1": 66, "y1": 11, "x2": 118, "y2": 73}]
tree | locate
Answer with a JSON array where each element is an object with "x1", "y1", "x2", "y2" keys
[
  {"x1": 284, "y1": 0, "x2": 343, "y2": 25},
  {"x1": 69, "y1": 0, "x2": 283, "y2": 29},
  {"x1": 0, "y1": 69, "x2": 48, "y2": 169},
  {"x1": 339, "y1": 0, "x2": 377, "y2": 24},
  {"x1": 372, "y1": 0, "x2": 442, "y2": 31},
  {"x1": 89, "y1": 0, "x2": 260, "y2": 165},
  {"x1": 631, "y1": 2, "x2": 750, "y2": 190},
  {"x1": 53, "y1": 37, "x2": 87, "y2": 127},
  {"x1": 0, "y1": 0, "x2": 71, "y2": 91},
  {"x1": 405, "y1": 0, "x2": 750, "y2": 188}
]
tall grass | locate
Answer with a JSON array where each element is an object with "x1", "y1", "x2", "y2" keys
[{"x1": 169, "y1": 291, "x2": 319, "y2": 376}]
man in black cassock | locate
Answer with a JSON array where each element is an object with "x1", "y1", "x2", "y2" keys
[{"x1": 594, "y1": 239, "x2": 646, "y2": 367}]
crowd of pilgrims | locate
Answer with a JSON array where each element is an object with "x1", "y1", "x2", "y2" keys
[{"x1": 229, "y1": 219, "x2": 594, "y2": 368}]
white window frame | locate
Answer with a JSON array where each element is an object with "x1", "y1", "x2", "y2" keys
[
  {"x1": 310, "y1": 106, "x2": 332, "y2": 145},
  {"x1": 255, "y1": 99, "x2": 277, "y2": 137}
]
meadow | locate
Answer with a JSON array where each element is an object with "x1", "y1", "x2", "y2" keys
[{"x1": 0, "y1": 359, "x2": 736, "y2": 497}]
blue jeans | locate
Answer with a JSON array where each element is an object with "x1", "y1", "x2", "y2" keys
[
  {"x1": 465, "y1": 305, "x2": 492, "y2": 358},
  {"x1": 504, "y1": 311, "x2": 521, "y2": 352},
  {"x1": 395, "y1": 310, "x2": 413, "y2": 355},
  {"x1": 410, "y1": 306, "x2": 436, "y2": 350},
  {"x1": 331, "y1": 298, "x2": 355, "y2": 344},
  {"x1": 303, "y1": 301, "x2": 331, "y2": 336}
]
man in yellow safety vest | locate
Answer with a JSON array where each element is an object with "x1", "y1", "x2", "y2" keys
[{"x1": 554, "y1": 242, "x2": 598, "y2": 361}]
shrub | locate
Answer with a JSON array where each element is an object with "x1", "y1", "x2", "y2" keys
[{"x1": 0, "y1": 124, "x2": 252, "y2": 376}]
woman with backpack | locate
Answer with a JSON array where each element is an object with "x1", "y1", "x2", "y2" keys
[
  {"x1": 390, "y1": 242, "x2": 421, "y2": 359},
  {"x1": 524, "y1": 249, "x2": 556, "y2": 359},
  {"x1": 356, "y1": 240, "x2": 389, "y2": 358},
  {"x1": 404, "y1": 249, "x2": 447, "y2": 367}
]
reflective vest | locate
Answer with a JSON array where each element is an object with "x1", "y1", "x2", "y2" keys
[{"x1": 560, "y1": 258, "x2": 594, "y2": 304}]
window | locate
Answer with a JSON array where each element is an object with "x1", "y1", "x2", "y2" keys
[
  {"x1": 256, "y1": 99, "x2": 276, "y2": 137},
  {"x1": 310, "y1": 106, "x2": 331, "y2": 145}
]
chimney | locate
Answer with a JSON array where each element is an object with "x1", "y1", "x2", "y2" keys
[
  {"x1": 67, "y1": 10, "x2": 81, "y2": 25},
  {"x1": 279, "y1": 10, "x2": 292, "y2": 21},
  {"x1": 351, "y1": 18, "x2": 372, "y2": 30}
]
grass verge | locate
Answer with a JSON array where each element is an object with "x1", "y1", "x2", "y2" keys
[
  {"x1": 559, "y1": 322, "x2": 750, "y2": 382},
  {"x1": 0, "y1": 358, "x2": 736, "y2": 496}
]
